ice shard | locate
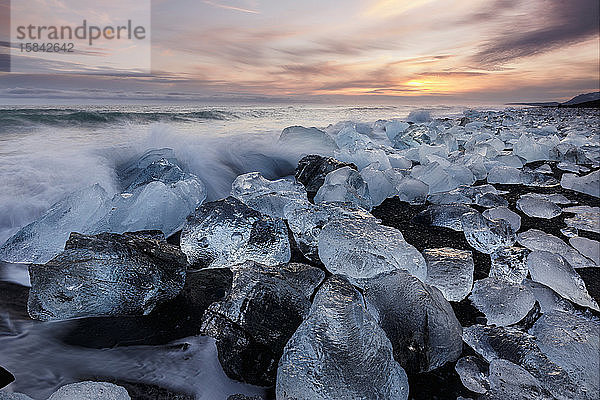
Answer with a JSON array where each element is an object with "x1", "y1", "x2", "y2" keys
[
  {"x1": 469, "y1": 278, "x2": 536, "y2": 326},
  {"x1": 314, "y1": 166, "x2": 372, "y2": 210},
  {"x1": 422, "y1": 248, "x2": 474, "y2": 301},
  {"x1": 276, "y1": 275, "x2": 409, "y2": 400},
  {"x1": 461, "y1": 212, "x2": 516, "y2": 254}
]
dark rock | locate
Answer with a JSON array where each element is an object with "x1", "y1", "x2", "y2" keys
[
  {"x1": 0, "y1": 365, "x2": 14, "y2": 389},
  {"x1": 58, "y1": 268, "x2": 233, "y2": 348},
  {"x1": 28, "y1": 231, "x2": 187, "y2": 321},
  {"x1": 577, "y1": 267, "x2": 600, "y2": 305},
  {"x1": 200, "y1": 261, "x2": 325, "y2": 386},
  {"x1": 364, "y1": 270, "x2": 463, "y2": 374},
  {"x1": 0, "y1": 280, "x2": 30, "y2": 321},
  {"x1": 295, "y1": 155, "x2": 357, "y2": 201},
  {"x1": 373, "y1": 198, "x2": 491, "y2": 280}
]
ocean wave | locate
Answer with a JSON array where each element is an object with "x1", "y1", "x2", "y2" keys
[{"x1": 0, "y1": 109, "x2": 237, "y2": 130}]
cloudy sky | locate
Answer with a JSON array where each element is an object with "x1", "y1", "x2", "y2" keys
[{"x1": 0, "y1": 0, "x2": 598, "y2": 103}]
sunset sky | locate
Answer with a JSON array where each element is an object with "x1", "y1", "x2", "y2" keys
[{"x1": 0, "y1": 0, "x2": 598, "y2": 103}]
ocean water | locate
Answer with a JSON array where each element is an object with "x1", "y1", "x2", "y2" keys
[
  {"x1": 0, "y1": 102, "x2": 495, "y2": 399},
  {"x1": 0, "y1": 103, "x2": 482, "y2": 245}
]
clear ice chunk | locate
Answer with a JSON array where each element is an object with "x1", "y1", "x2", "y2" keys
[
  {"x1": 561, "y1": 170, "x2": 600, "y2": 198},
  {"x1": 530, "y1": 310, "x2": 599, "y2": 398},
  {"x1": 279, "y1": 126, "x2": 336, "y2": 151},
  {"x1": 396, "y1": 176, "x2": 429, "y2": 205},
  {"x1": 483, "y1": 206, "x2": 521, "y2": 232},
  {"x1": 283, "y1": 200, "x2": 376, "y2": 263},
  {"x1": 276, "y1": 275, "x2": 409, "y2": 400},
  {"x1": 231, "y1": 172, "x2": 307, "y2": 218},
  {"x1": 455, "y1": 356, "x2": 489, "y2": 394},
  {"x1": 318, "y1": 218, "x2": 427, "y2": 282},
  {"x1": 563, "y1": 206, "x2": 600, "y2": 234},
  {"x1": 516, "y1": 195, "x2": 562, "y2": 219},
  {"x1": 180, "y1": 197, "x2": 291, "y2": 268},
  {"x1": 526, "y1": 250, "x2": 598, "y2": 310},
  {"x1": 411, "y1": 162, "x2": 475, "y2": 194},
  {"x1": 422, "y1": 248, "x2": 474, "y2": 301},
  {"x1": 569, "y1": 236, "x2": 599, "y2": 265},
  {"x1": 487, "y1": 166, "x2": 522, "y2": 184},
  {"x1": 200, "y1": 261, "x2": 325, "y2": 386},
  {"x1": 517, "y1": 229, "x2": 595, "y2": 269},
  {"x1": 47, "y1": 381, "x2": 131, "y2": 400},
  {"x1": 413, "y1": 204, "x2": 477, "y2": 232},
  {"x1": 521, "y1": 279, "x2": 575, "y2": 314},
  {"x1": 334, "y1": 146, "x2": 392, "y2": 170},
  {"x1": 364, "y1": 270, "x2": 463, "y2": 373},
  {"x1": 359, "y1": 165, "x2": 403, "y2": 206},
  {"x1": 28, "y1": 231, "x2": 187, "y2": 321},
  {"x1": 469, "y1": 277, "x2": 536, "y2": 326},
  {"x1": 487, "y1": 359, "x2": 554, "y2": 400},
  {"x1": 314, "y1": 166, "x2": 372, "y2": 211},
  {"x1": 463, "y1": 324, "x2": 589, "y2": 400},
  {"x1": 462, "y1": 212, "x2": 516, "y2": 254},
  {"x1": 89, "y1": 178, "x2": 206, "y2": 237},
  {"x1": 489, "y1": 247, "x2": 529, "y2": 284},
  {"x1": 0, "y1": 184, "x2": 110, "y2": 264}
]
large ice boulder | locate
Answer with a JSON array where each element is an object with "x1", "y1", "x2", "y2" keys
[
  {"x1": 276, "y1": 275, "x2": 409, "y2": 400},
  {"x1": 0, "y1": 184, "x2": 110, "y2": 264},
  {"x1": 469, "y1": 277, "x2": 536, "y2": 326},
  {"x1": 201, "y1": 261, "x2": 324, "y2": 386},
  {"x1": 180, "y1": 197, "x2": 291, "y2": 268},
  {"x1": 28, "y1": 231, "x2": 187, "y2": 321},
  {"x1": 364, "y1": 270, "x2": 462, "y2": 373},
  {"x1": 561, "y1": 170, "x2": 600, "y2": 198},
  {"x1": 318, "y1": 218, "x2": 427, "y2": 282}
]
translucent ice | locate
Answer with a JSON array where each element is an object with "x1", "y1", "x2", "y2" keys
[
  {"x1": 314, "y1": 166, "x2": 372, "y2": 210},
  {"x1": 0, "y1": 184, "x2": 110, "y2": 264},
  {"x1": 462, "y1": 212, "x2": 516, "y2": 254},
  {"x1": 334, "y1": 146, "x2": 392, "y2": 170},
  {"x1": 518, "y1": 229, "x2": 595, "y2": 269},
  {"x1": 487, "y1": 166, "x2": 522, "y2": 184},
  {"x1": 563, "y1": 205, "x2": 600, "y2": 234},
  {"x1": 360, "y1": 165, "x2": 402, "y2": 206},
  {"x1": 422, "y1": 248, "x2": 474, "y2": 301},
  {"x1": 530, "y1": 311, "x2": 599, "y2": 398},
  {"x1": 231, "y1": 172, "x2": 307, "y2": 218},
  {"x1": 521, "y1": 279, "x2": 575, "y2": 314},
  {"x1": 413, "y1": 204, "x2": 477, "y2": 232},
  {"x1": 463, "y1": 324, "x2": 589, "y2": 400},
  {"x1": 364, "y1": 270, "x2": 462, "y2": 373},
  {"x1": 455, "y1": 356, "x2": 489, "y2": 394},
  {"x1": 276, "y1": 275, "x2": 409, "y2": 400},
  {"x1": 489, "y1": 247, "x2": 529, "y2": 284},
  {"x1": 89, "y1": 178, "x2": 206, "y2": 238},
  {"x1": 487, "y1": 359, "x2": 554, "y2": 400},
  {"x1": 180, "y1": 197, "x2": 291, "y2": 268},
  {"x1": 561, "y1": 170, "x2": 600, "y2": 198},
  {"x1": 569, "y1": 236, "x2": 599, "y2": 265},
  {"x1": 200, "y1": 261, "x2": 325, "y2": 386},
  {"x1": 47, "y1": 381, "x2": 130, "y2": 400},
  {"x1": 526, "y1": 250, "x2": 598, "y2": 310},
  {"x1": 283, "y1": 200, "x2": 376, "y2": 263},
  {"x1": 385, "y1": 120, "x2": 410, "y2": 142},
  {"x1": 516, "y1": 195, "x2": 562, "y2": 219},
  {"x1": 483, "y1": 207, "x2": 521, "y2": 232},
  {"x1": 318, "y1": 218, "x2": 427, "y2": 282},
  {"x1": 396, "y1": 176, "x2": 429, "y2": 205},
  {"x1": 279, "y1": 126, "x2": 336, "y2": 151},
  {"x1": 469, "y1": 278, "x2": 536, "y2": 326},
  {"x1": 411, "y1": 162, "x2": 474, "y2": 194},
  {"x1": 28, "y1": 231, "x2": 187, "y2": 321}
]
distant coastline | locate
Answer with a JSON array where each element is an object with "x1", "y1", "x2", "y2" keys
[{"x1": 507, "y1": 91, "x2": 600, "y2": 108}]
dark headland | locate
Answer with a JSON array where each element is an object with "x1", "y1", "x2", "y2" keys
[{"x1": 507, "y1": 91, "x2": 600, "y2": 108}]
